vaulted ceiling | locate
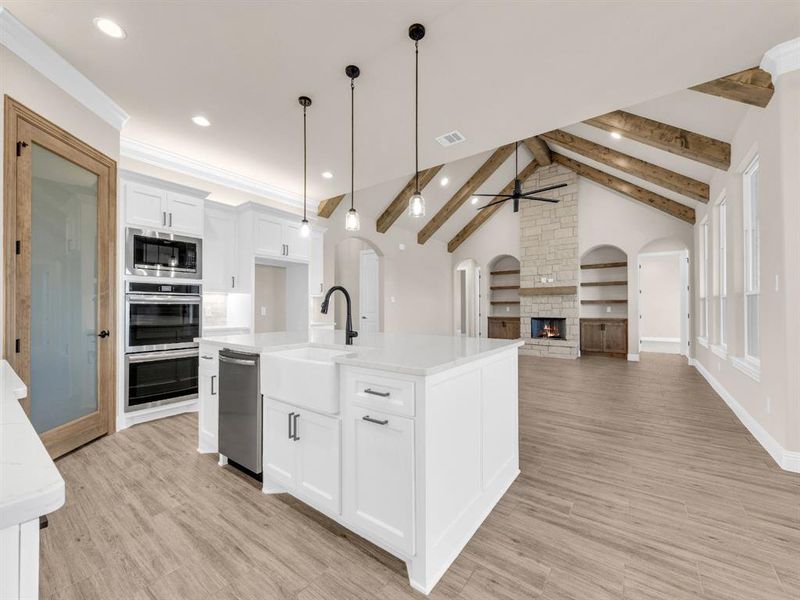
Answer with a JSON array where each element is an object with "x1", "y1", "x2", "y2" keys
[{"x1": 5, "y1": 0, "x2": 798, "y2": 210}]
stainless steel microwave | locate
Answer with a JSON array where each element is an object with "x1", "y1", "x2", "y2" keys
[{"x1": 125, "y1": 228, "x2": 202, "y2": 280}]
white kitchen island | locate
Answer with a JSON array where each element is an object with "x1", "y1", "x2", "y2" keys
[{"x1": 197, "y1": 330, "x2": 522, "y2": 595}]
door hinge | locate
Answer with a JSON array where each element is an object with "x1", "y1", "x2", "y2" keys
[
  {"x1": 15, "y1": 240, "x2": 20, "y2": 255},
  {"x1": 15, "y1": 339, "x2": 20, "y2": 353},
  {"x1": 16, "y1": 141, "x2": 28, "y2": 157}
]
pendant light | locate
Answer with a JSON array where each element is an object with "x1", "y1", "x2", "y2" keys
[
  {"x1": 408, "y1": 23, "x2": 426, "y2": 218},
  {"x1": 345, "y1": 65, "x2": 361, "y2": 232},
  {"x1": 298, "y1": 95, "x2": 312, "y2": 237}
]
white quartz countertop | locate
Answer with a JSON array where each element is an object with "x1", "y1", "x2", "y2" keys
[
  {"x1": 0, "y1": 360, "x2": 65, "y2": 530},
  {"x1": 198, "y1": 330, "x2": 523, "y2": 376}
]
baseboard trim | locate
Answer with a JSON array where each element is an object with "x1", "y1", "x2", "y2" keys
[
  {"x1": 627, "y1": 353, "x2": 640, "y2": 362},
  {"x1": 692, "y1": 359, "x2": 799, "y2": 473}
]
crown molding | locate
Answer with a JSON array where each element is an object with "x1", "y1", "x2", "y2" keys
[
  {"x1": 121, "y1": 137, "x2": 313, "y2": 211},
  {"x1": 0, "y1": 7, "x2": 128, "y2": 130},
  {"x1": 760, "y1": 37, "x2": 800, "y2": 80}
]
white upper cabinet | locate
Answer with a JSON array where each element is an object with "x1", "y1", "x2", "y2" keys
[
  {"x1": 124, "y1": 182, "x2": 166, "y2": 229},
  {"x1": 166, "y1": 192, "x2": 204, "y2": 236},
  {"x1": 204, "y1": 206, "x2": 240, "y2": 291},
  {"x1": 284, "y1": 223, "x2": 310, "y2": 260},
  {"x1": 123, "y1": 177, "x2": 204, "y2": 237},
  {"x1": 310, "y1": 231, "x2": 324, "y2": 295},
  {"x1": 254, "y1": 215, "x2": 285, "y2": 258}
]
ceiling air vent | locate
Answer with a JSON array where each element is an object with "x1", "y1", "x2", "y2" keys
[{"x1": 435, "y1": 130, "x2": 466, "y2": 147}]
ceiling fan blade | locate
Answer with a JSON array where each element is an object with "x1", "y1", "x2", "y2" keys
[
  {"x1": 528, "y1": 182, "x2": 567, "y2": 195},
  {"x1": 470, "y1": 193, "x2": 515, "y2": 198},
  {"x1": 519, "y1": 195, "x2": 560, "y2": 204},
  {"x1": 476, "y1": 197, "x2": 510, "y2": 210}
]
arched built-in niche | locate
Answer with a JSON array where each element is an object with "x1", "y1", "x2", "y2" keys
[
  {"x1": 333, "y1": 237, "x2": 384, "y2": 333},
  {"x1": 580, "y1": 245, "x2": 628, "y2": 319},
  {"x1": 487, "y1": 255, "x2": 521, "y2": 339}
]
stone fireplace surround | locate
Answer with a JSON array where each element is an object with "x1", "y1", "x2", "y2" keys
[{"x1": 518, "y1": 163, "x2": 579, "y2": 359}]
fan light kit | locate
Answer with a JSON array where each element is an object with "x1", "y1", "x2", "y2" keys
[
  {"x1": 474, "y1": 142, "x2": 567, "y2": 212},
  {"x1": 298, "y1": 96, "x2": 312, "y2": 238}
]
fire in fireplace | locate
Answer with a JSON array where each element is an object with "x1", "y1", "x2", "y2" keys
[{"x1": 531, "y1": 317, "x2": 566, "y2": 340}]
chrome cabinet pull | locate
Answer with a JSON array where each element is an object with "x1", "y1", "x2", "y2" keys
[
  {"x1": 169, "y1": 212, "x2": 173, "y2": 227},
  {"x1": 362, "y1": 415, "x2": 389, "y2": 426},
  {"x1": 201, "y1": 355, "x2": 214, "y2": 360},
  {"x1": 211, "y1": 375, "x2": 216, "y2": 395},
  {"x1": 288, "y1": 412, "x2": 295, "y2": 439},
  {"x1": 364, "y1": 388, "x2": 390, "y2": 397},
  {"x1": 231, "y1": 276, "x2": 235, "y2": 288},
  {"x1": 292, "y1": 413, "x2": 300, "y2": 441},
  {"x1": 162, "y1": 211, "x2": 167, "y2": 226}
]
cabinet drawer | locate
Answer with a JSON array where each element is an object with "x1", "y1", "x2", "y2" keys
[
  {"x1": 348, "y1": 371, "x2": 415, "y2": 417},
  {"x1": 199, "y1": 349, "x2": 219, "y2": 375}
]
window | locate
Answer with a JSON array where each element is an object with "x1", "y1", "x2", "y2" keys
[
  {"x1": 699, "y1": 218, "x2": 709, "y2": 342},
  {"x1": 718, "y1": 197, "x2": 727, "y2": 348},
  {"x1": 743, "y1": 156, "x2": 759, "y2": 363}
]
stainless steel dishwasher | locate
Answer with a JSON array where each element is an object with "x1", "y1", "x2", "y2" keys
[{"x1": 218, "y1": 349, "x2": 262, "y2": 474}]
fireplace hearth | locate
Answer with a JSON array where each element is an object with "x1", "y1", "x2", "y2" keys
[{"x1": 531, "y1": 317, "x2": 567, "y2": 340}]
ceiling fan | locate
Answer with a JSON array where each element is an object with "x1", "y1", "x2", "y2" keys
[{"x1": 474, "y1": 142, "x2": 566, "y2": 212}]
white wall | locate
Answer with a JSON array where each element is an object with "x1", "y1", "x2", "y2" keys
[
  {"x1": 253, "y1": 265, "x2": 286, "y2": 333},
  {"x1": 693, "y1": 66, "x2": 800, "y2": 462},
  {"x1": 0, "y1": 46, "x2": 121, "y2": 350},
  {"x1": 639, "y1": 253, "x2": 682, "y2": 353}
]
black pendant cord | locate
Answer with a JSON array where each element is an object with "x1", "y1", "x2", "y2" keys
[
  {"x1": 302, "y1": 104, "x2": 307, "y2": 221},
  {"x1": 350, "y1": 75, "x2": 355, "y2": 210},
  {"x1": 414, "y1": 38, "x2": 419, "y2": 194},
  {"x1": 515, "y1": 141, "x2": 518, "y2": 178}
]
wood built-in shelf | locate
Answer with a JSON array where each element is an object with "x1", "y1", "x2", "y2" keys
[
  {"x1": 581, "y1": 299, "x2": 627, "y2": 305},
  {"x1": 520, "y1": 286, "x2": 578, "y2": 296},
  {"x1": 580, "y1": 261, "x2": 627, "y2": 270},
  {"x1": 580, "y1": 281, "x2": 628, "y2": 287},
  {"x1": 491, "y1": 300, "x2": 520, "y2": 305},
  {"x1": 491, "y1": 269, "x2": 520, "y2": 275},
  {"x1": 490, "y1": 285, "x2": 520, "y2": 290}
]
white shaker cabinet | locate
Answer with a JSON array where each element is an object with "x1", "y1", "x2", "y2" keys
[
  {"x1": 310, "y1": 231, "x2": 325, "y2": 295},
  {"x1": 197, "y1": 346, "x2": 219, "y2": 453},
  {"x1": 124, "y1": 182, "x2": 166, "y2": 229},
  {"x1": 254, "y1": 214, "x2": 285, "y2": 258},
  {"x1": 122, "y1": 174, "x2": 206, "y2": 236},
  {"x1": 203, "y1": 206, "x2": 240, "y2": 291},
  {"x1": 284, "y1": 222, "x2": 310, "y2": 260},
  {"x1": 343, "y1": 408, "x2": 415, "y2": 555},
  {"x1": 166, "y1": 192, "x2": 204, "y2": 236},
  {"x1": 263, "y1": 398, "x2": 340, "y2": 515}
]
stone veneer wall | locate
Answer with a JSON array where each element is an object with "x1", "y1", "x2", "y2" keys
[{"x1": 519, "y1": 163, "x2": 579, "y2": 358}]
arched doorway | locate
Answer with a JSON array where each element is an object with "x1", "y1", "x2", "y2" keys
[
  {"x1": 454, "y1": 258, "x2": 481, "y2": 336},
  {"x1": 333, "y1": 237, "x2": 384, "y2": 332}
]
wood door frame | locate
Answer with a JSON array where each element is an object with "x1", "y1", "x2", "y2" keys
[{"x1": 3, "y1": 96, "x2": 117, "y2": 456}]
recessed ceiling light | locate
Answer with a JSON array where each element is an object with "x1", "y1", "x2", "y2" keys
[
  {"x1": 93, "y1": 17, "x2": 126, "y2": 39},
  {"x1": 321, "y1": 171, "x2": 333, "y2": 179},
  {"x1": 470, "y1": 196, "x2": 479, "y2": 205},
  {"x1": 440, "y1": 177, "x2": 449, "y2": 186},
  {"x1": 610, "y1": 131, "x2": 622, "y2": 140},
  {"x1": 192, "y1": 115, "x2": 211, "y2": 127}
]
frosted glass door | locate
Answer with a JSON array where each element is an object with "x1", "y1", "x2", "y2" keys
[{"x1": 29, "y1": 143, "x2": 99, "y2": 433}]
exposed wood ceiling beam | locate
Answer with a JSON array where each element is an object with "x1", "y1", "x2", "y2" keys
[
  {"x1": 447, "y1": 160, "x2": 539, "y2": 253},
  {"x1": 583, "y1": 110, "x2": 731, "y2": 171},
  {"x1": 375, "y1": 165, "x2": 443, "y2": 233},
  {"x1": 552, "y1": 152, "x2": 695, "y2": 224},
  {"x1": 541, "y1": 129, "x2": 709, "y2": 203},
  {"x1": 690, "y1": 67, "x2": 774, "y2": 108},
  {"x1": 418, "y1": 143, "x2": 515, "y2": 244},
  {"x1": 523, "y1": 136, "x2": 552, "y2": 165},
  {"x1": 316, "y1": 194, "x2": 345, "y2": 218}
]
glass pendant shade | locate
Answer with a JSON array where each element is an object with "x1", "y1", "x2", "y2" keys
[
  {"x1": 345, "y1": 207, "x2": 361, "y2": 231},
  {"x1": 299, "y1": 218, "x2": 311, "y2": 238},
  {"x1": 408, "y1": 192, "x2": 426, "y2": 217}
]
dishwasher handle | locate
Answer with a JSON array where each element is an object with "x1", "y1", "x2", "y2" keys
[{"x1": 219, "y1": 355, "x2": 257, "y2": 367}]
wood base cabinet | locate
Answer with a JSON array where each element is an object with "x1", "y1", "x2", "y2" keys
[
  {"x1": 487, "y1": 316, "x2": 520, "y2": 340},
  {"x1": 580, "y1": 318, "x2": 628, "y2": 357}
]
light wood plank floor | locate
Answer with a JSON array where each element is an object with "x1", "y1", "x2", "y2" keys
[{"x1": 42, "y1": 354, "x2": 799, "y2": 599}]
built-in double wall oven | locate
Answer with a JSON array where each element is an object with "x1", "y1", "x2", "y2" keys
[{"x1": 124, "y1": 280, "x2": 202, "y2": 413}]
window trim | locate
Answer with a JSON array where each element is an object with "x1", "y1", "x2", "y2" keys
[
  {"x1": 717, "y1": 194, "x2": 727, "y2": 350},
  {"x1": 698, "y1": 217, "x2": 709, "y2": 345},
  {"x1": 742, "y1": 156, "x2": 760, "y2": 366}
]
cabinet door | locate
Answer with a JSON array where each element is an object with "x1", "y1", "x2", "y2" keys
[
  {"x1": 254, "y1": 215, "x2": 284, "y2": 257},
  {"x1": 508, "y1": 318, "x2": 521, "y2": 339},
  {"x1": 295, "y1": 411, "x2": 340, "y2": 514},
  {"x1": 344, "y1": 409, "x2": 414, "y2": 555},
  {"x1": 284, "y1": 223, "x2": 311, "y2": 260},
  {"x1": 125, "y1": 182, "x2": 166, "y2": 229},
  {"x1": 204, "y1": 209, "x2": 237, "y2": 291},
  {"x1": 264, "y1": 401, "x2": 297, "y2": 489},
  {"x1": 603, "y1": 321, "x2": 627, "y2": 354},
  {"x1": 310, "y1": 232, "x2": 324, "y2": 295},
  {"x1": 166, "y1": 192, "x2": 204, "y2": 236},
  {"x1": 580, "y1": 322, "x2": 604, "y2": 353},
  {"x1": 198, "y1": 372, "x2": 218, "y2": 452}
]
